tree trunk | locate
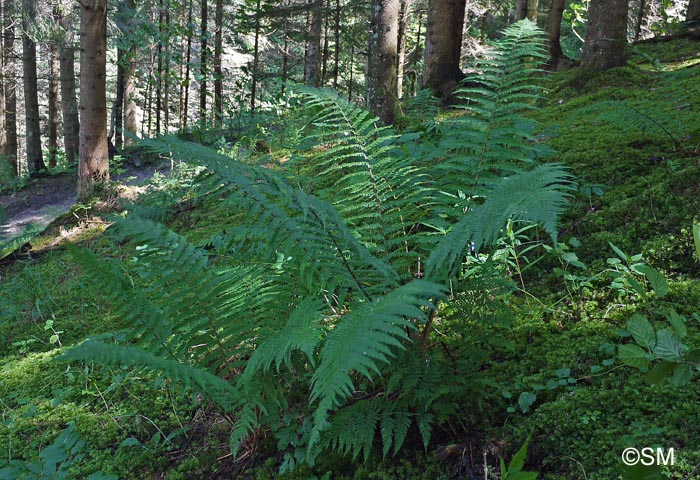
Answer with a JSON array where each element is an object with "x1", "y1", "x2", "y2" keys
[
  {"x1": 181, "y1": 0, "x2": 193, "y2": 129},
  {"x1": 367, "y1": 0, "x2": 399, "y2": 124},
  {"x1": 0, "y1": 1, "x2": 7, "y2": 165},
  {"x1": 48, "y1": 41, "x2": 60, "y2": 167},
  {"x1": 332, "y1": 0, "x2": 340, "y2": 89},
  {"x1": 546, "y1": 0, "x2": 565, "y2": 70},
  {"x1": 23, "y1": 0, "x2": 44, "y2": 175},
  {"x1": 409, "y1": 7, "x2": 422, "y2": 97},
  {"x1": 527, "y1": 0, "x2": 539, "y2": 23},
  {"x1": 56, "y1": 5, "x2": 79, "y2": 164},
  {"x1": 156, "y1": 1, "x2": 163, "y2": 135},
  {"x1": 164, "y1": 5, "x2": 170, "y2": 133},
  {"x1": 3, "y1": 0, "x2": 17, "y2": 174},
  {"x1": 250, "y1": 0, "x2": 261, "y2": 114},
  {"x1": 78, "y1": 0, "x2": 109, "y2": 199},
  {"x1": 634, "y1": 0, "x2": 646, "y2": 41},
  {"x1": 581, "y1": 0, "x2": 629, "y2": 73},
  {"x1": 199, "y1": 0, "x2": 208, "y2": 124},
  {"x1": 422, "y1": 0, "x2": 466, "y2": 99},
  {"x1": 688, "y1": 0, "x2": 700, "y2": 22},
  {"x1": 396, "y1": 0, "x2": 412, "y2": 99},
  {"x1": 213, "y1": 0, "x2": 223, "y2": 124},
  {"x1": 321, "y1": 0, "x2": 330, "y2": 83},
  {"x1": 514, "y1": 0, "x2": 527, "y2": 20},
  {"x1": 304, "y1": 0, "x2": 322, "y2": 86}
]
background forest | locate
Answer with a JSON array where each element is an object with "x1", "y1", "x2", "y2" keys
[{"x1": 1, "y1": 0, "x2": 700, "y2": 479}]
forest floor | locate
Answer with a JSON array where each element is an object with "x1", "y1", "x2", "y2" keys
[
  {"x1": 1, "y1": 38, "x2": 700, "y2": 480},
  {"x1": 0, "y1": 160, "x2": 172, "y2": 240}
]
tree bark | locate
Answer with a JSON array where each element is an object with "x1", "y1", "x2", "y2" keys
[
  {"x1": 396, "y1": 0, "x2": 412, "y2": 99},
  {"x1": 367, "y1": 0, "x2": 399, "y2": 124},
  {"x1": 332, "y1": 0, "x2": 340, "y2": 89},
  {"x1": 527, "y1": 0, "x2": 539, "y2": 23},
  {"x1": 250, "y1": 0, "x2": 261, "y2": 114},
  {"x1": 3, "y1": 0, "x2": 17, "y2": 174},
  {"x1": 546, "y1": 0, "x2": 565, "y2": 70},
  {"x1": 48, "y1": 41, "x2": 60, "y2": 167},
  {"x1": 213, "y1": 0, "x2": 223, "y2": 124},
  {"x1": 199, "y1": 0, "x2": 208, "y2": 124},
  {"x1": 634, "y1": 0, "x2": 647, "y2": 41},
  {"x1": 304, "y1": 0, "x2": 322, "y2": 86},
  {"x1": 156, "y1": 0, "x2": 163, "y2": 135},
  {"x1": 514, "y1": 0, "x2": 527, "y2": 20},
  {"x1": 181, "y1": 0, "x2": 193, "y2": 129},
  {"x1": 56, "y1": 4, "x2": 80, "y2": 164},
  {"x1": 78, "y1": 0, "x2": 109, "y2": 199},
  {"x1": 409, "y1": 6, "x2": 422, "y2": 97},
  {"x1": 164, "y1": 5, "x2": 170, "y2": 133},
  {"x1": 122, "y1": 0, "x2": 138, "y2": 146},
  {"x1": 422, "y1": 0, "x2": 466, "y2": 99},
  {"x1": 23, "y1": 0, "x2": 44, "y2": 175},
  {"x1": 581, "y1": 0, "x2": 629, "y2": 73},
  {"x1": 688, "y1": 0, "x2": 700, "y2": 22},
  {"x1": 321, "y1": 0, "x2": 330, "y2": 83},
  {"x1": 0, "y1": 0, "x2": 7, "y2": 165}
]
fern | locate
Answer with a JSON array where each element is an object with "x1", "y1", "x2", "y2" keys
[{"x1": 62, "y1": 20, "x2": 571, "y2": 469}]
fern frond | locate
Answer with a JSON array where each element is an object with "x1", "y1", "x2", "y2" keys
[
  {"x1": 59, "y1": 340, "x2": 239, "y2": 410},
  {"x1": 427, "y1": 163, "x2": 574, "y2": 278}
]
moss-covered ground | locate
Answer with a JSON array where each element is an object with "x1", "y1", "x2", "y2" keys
[{"x1": 1, "y1": 38, "x2": 700, "y2": 479}]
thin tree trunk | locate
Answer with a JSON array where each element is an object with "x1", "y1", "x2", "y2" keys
[
  {"x1": 686, "y1": 0, "x2": 699, "y2": 21},
  {"x1": 514, "y1": 0, "x2": 527, "y2": 20},
  {"x1": 121, "y1": 0, "x2": 138, "y2": 147},
  {"x1": 367, "y1": 0, "x2": 399, "y2": 124},
  {"x1": 348, "y1": 30, "x2": 354, "y2": 101},
  {"x1": 0, "y1": 0, "x2": 7, "y2": 163},
  {"x1": 409, "y1": 7, "x2": 422, "y2": 97},
  {"x1": 23, "y1": 0, "x2": 44, "y2": 175},
  {"x1": 156, "y1": 1, "x2": 163, "y2": 135},
  {"x1": 634, "y1": 0, "x2": 647, "y2": 41},
  {"x1": 213, "y1": 0, "x2": 223, "y2": 124},
  {"x1": 321, "y1": 0, "x2": 330, "y2": 83},
  {"x1": 332, "y1": 0, "x2": 340, "y2": 89},
  {"x1": 78, "y1": 0, "x2": 109, "y2": 199},
  {"x1": 527, "y1": 0, "x2": 539, "y2": 23},
  {"x1": 48, "y1": 41, "x2": 59, "y2": 167},
  {"x1": 199, "y1": 0, "x2": 208, "y2": 124},
  {"x1": 164, "y1": 5, "x2": 170, "y2": 133},
  {"x1": 396, "y1": 0, "x2": 411, "y2": 99},
  {"x1": 182, "y1": 0, "x2": 192, "y2": 129},
  {"x1": 546, "y1": 0, "x2": 565, "y2": 70},
  {"x1": 56, "y1": 4, "x2": 79, "y2": 164},
  {"x1": 3, "y1": 0, "x2": 17, "y2": 174},
  {"x1": 250, "y1": 0, "x2": 261, "y2": 115},
  {"x1": 304, "y1": 0, "x2": 322, "y2": 86}
]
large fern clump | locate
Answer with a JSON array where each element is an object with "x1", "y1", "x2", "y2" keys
[{"x1": 62, "y1": 20, "x2": 573, "y2": 469}]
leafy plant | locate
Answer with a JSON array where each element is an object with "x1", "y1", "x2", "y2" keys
[{"x1": 61, "y1": 21, "x2": 572, "y2": 469}]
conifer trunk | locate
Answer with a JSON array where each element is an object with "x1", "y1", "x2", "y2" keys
[
  {"x1": 396, "y1": 0, "x2": 411, "y2": 99},
  {"x1": 48, "y1": 41, "x2": 60, "y2": 167},
  {"x1": 332, "y1": 0, "x2": 340, "y2": 89},
  {"x1": 56, "y1": 5, "x2": 80, "y2": 163},
  {"x1": 367, "y1": 0, "x2": 399, "y2": 124},
  {"x1": 199, "y1": 0, "x2": 208, "y2": 124},
  {"x1": 3, "y1": 0, "x2": 17, "y2": 174},
  {"x1": 23, "y1": 0, "x2": 44, "y2": 175},
  {"x1": 78, "y1": 0, "x2": 109, "y2": 199},
  {"x1": 422, "y1": 0, "x2": 466, "y2": 99},
  {"x1": 546, "y1": 0, "x2": 565, "y2": 70},
  {"x1": 581, "y1": 0, "x2": 629, "y2": 72},
  {"x1": 213, "y1": 0, "x2": 223, "y2": 124},
  {"x1": 688, "y1": 0, "x2": 700, "y2": 21},
  {"x1": 304, "y1": 0, "x2": 322, "y2": 86},
  {"x1": 182, "y1": 0, "x2": 192, "y2": 129},
  {"x1": 250, "y1": 0, "x2": 261, "y2": 114}
]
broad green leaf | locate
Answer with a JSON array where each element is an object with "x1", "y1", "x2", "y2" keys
[
  {"x1": 518, "y1": 392, "x2": 537, "y2": 413},
  {"x1": 671, "y1": 364, "x2": 693, "y2": 387},
  {"x1": 626, "y1": 314, "x2": 656, "y2": 349},
  {"x1": 653, "y1": 329, "x2": 684, "y2": 362},
  {"x1": 609, "y1": 242, "x2": 629, "y2": 262},
  {"x1": 645, "y1": 361, "x2": 676, "y2": 384},
  {"x1": 555, "y1": 368, "x2": 571, "y2": 378},
  {"x1": 635, "y1": 264, "x2": 669, "y2": 298},
  {"x1": 686, "y1": 349, "x2": 700, "y2": 366},
  {"x1": 619, "y1": 344, "x2": 650, "y2": 369},
  {"x1": 666, "y1": 309, "x2": 687, "y2": 338},
  {"x1": 626, "y1": 276, "x2": 648, "y2": 299}
]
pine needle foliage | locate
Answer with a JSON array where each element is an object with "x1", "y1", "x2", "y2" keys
[{"x1": 61, "y1": 21, "x2": 572, "y2": 468}]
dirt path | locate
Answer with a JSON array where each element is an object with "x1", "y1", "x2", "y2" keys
[{"x1": 0, "y1": 162, "x2": 171, "y2": 241}]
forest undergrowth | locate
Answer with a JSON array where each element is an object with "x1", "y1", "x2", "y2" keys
[{"x1": 1, "y1": 34, "x2": 700, "y2": 480}]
